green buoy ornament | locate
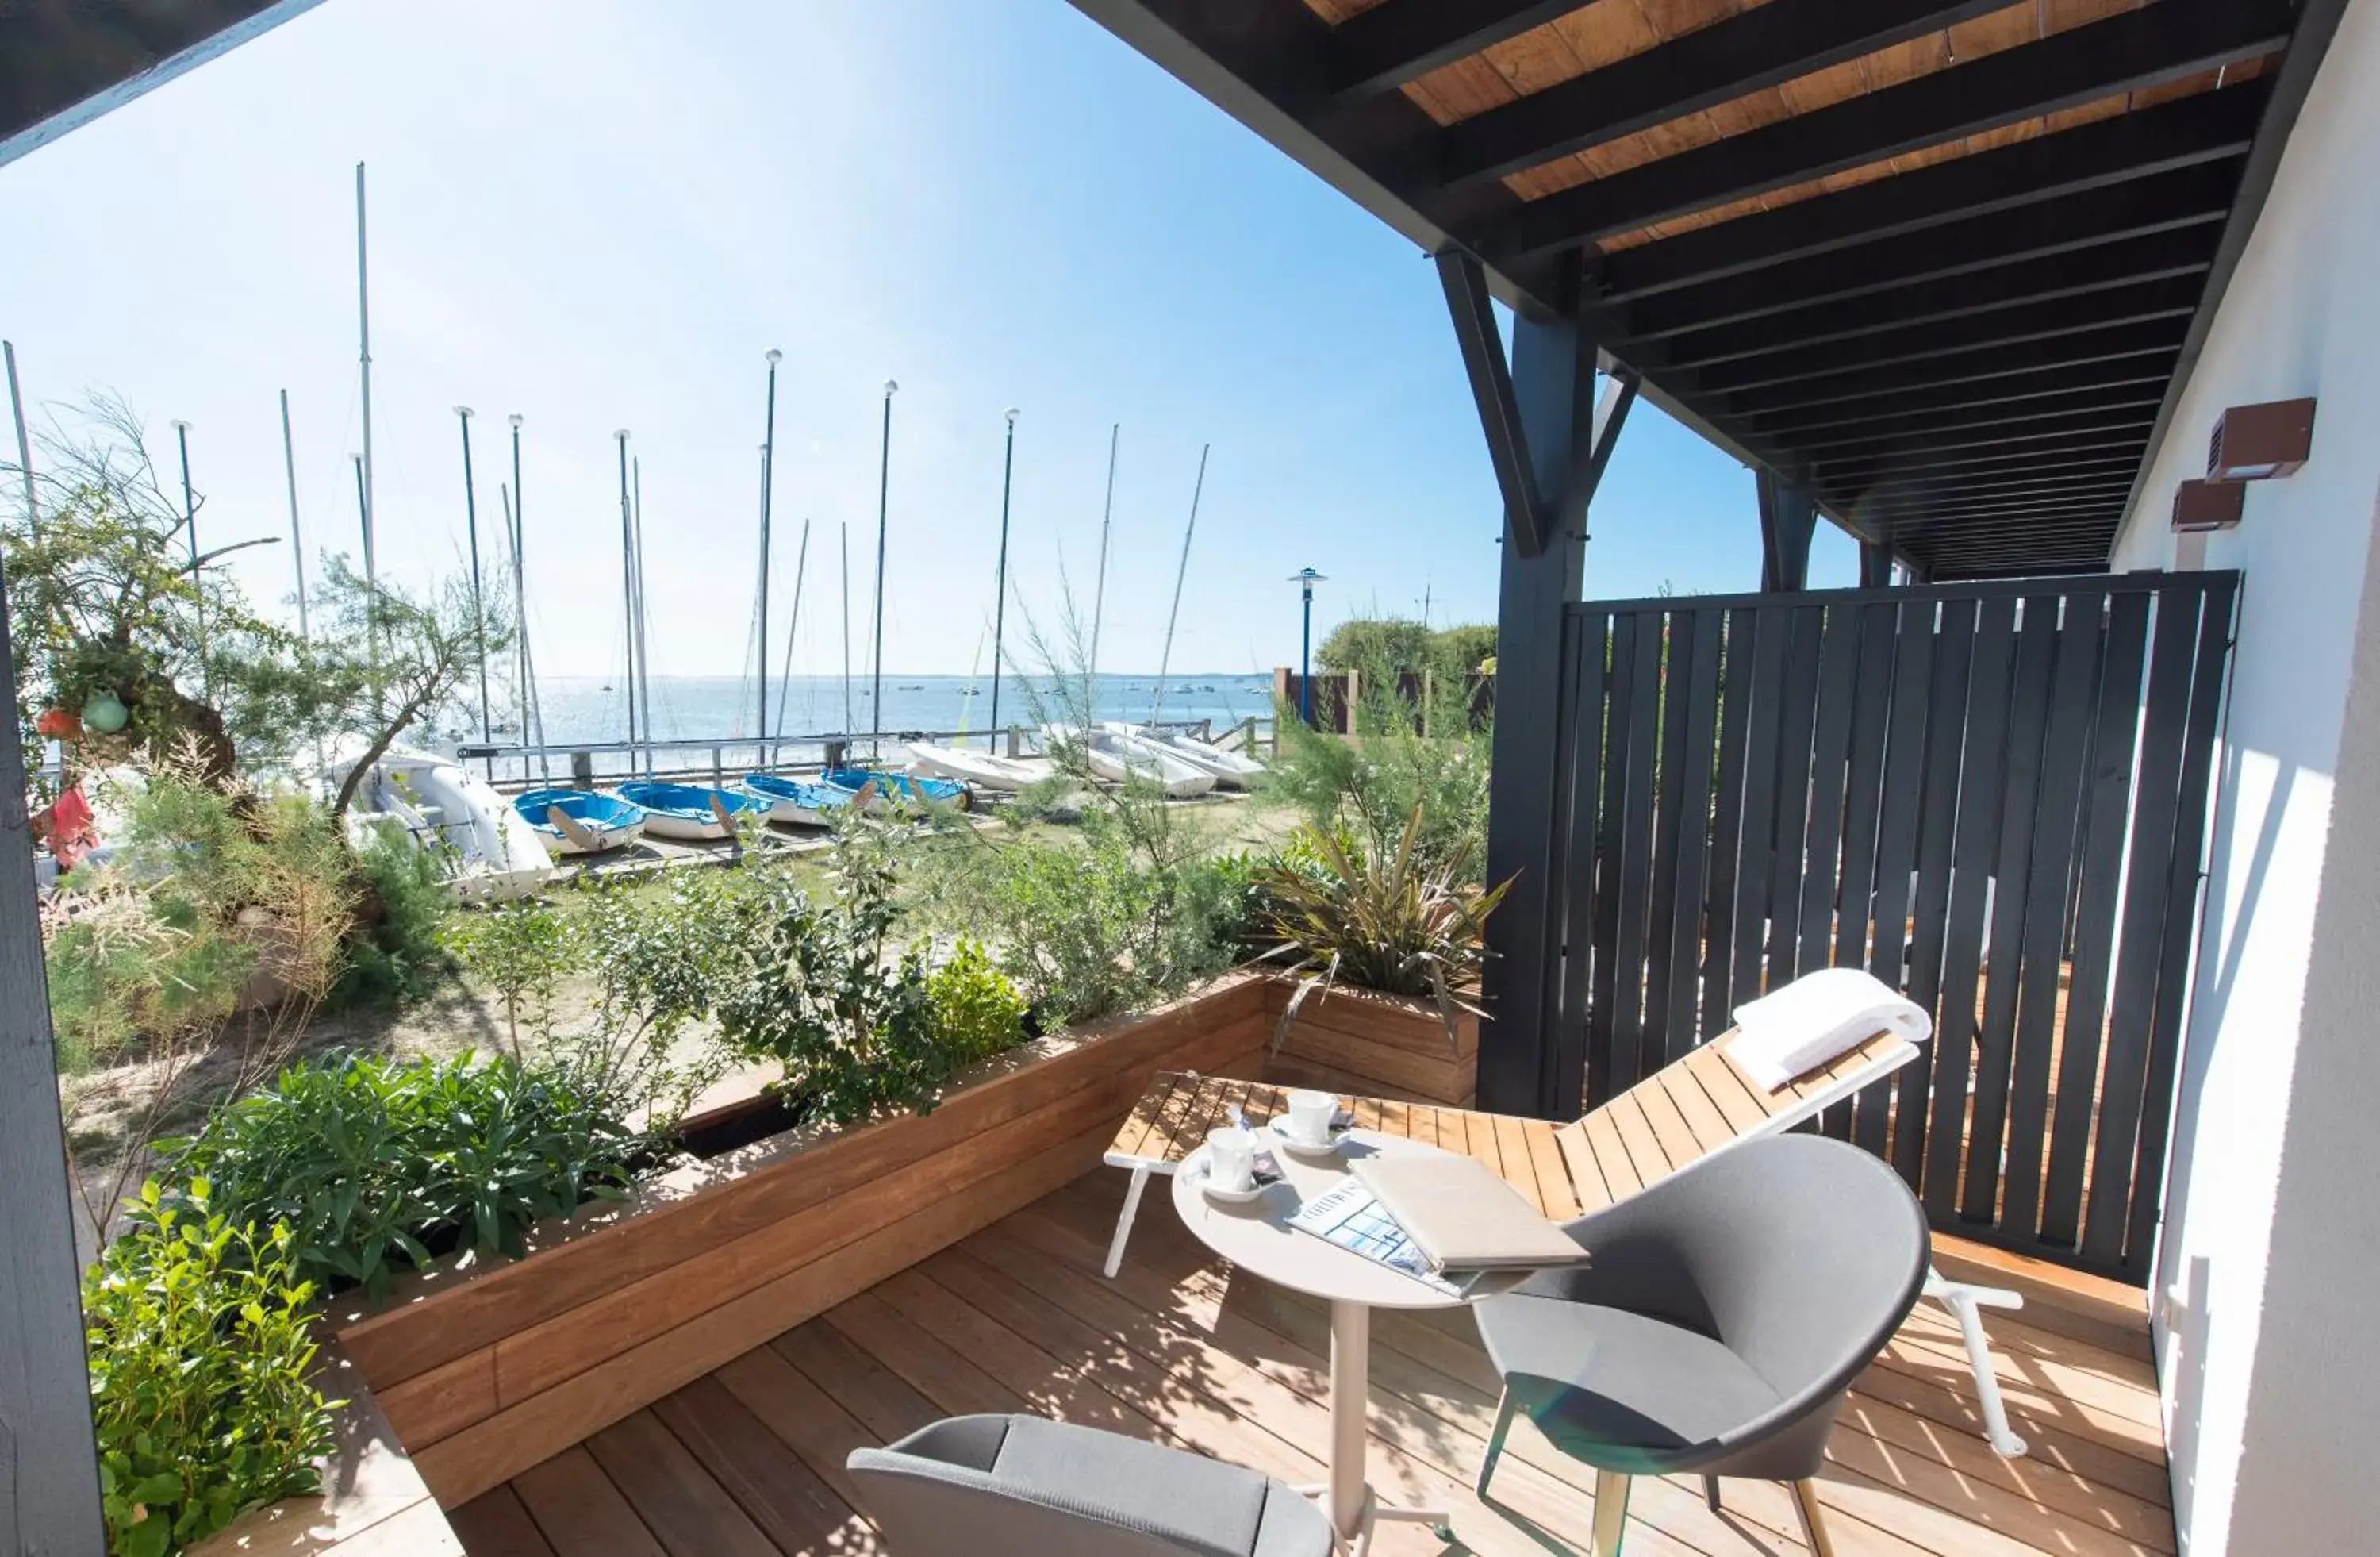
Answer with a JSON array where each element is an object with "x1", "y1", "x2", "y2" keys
[{"x1": 81, "y1": 690, "x2": 129, "y2": 734}]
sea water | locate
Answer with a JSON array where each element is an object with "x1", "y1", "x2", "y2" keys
[{"x1": 440, "y1": 671, "x2": 1278, "y2": 782}]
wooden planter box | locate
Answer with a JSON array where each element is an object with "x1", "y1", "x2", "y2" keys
[
  {"x1": 320, "y1": 971, "x2": 1274, "y2": 1510},
  {"x1": 1260, "y1": 975, "x2": 1480, "y2": 1108}
]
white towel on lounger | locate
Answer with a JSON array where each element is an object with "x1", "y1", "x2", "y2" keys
[{"x1": 1728, "y1": 967, "x2": 1932, "y2": 1092}]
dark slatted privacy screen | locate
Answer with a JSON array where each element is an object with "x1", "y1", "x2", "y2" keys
[{"x1": 1553, "y1": 573, "x2": 2234, "y2": 1281}]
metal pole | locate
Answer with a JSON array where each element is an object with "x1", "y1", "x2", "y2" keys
[
  {"x1": 840, "y1": 521, "x2": 853, "y2": 734},
  {"x1": 758, "y1": 348, "x2": 781, "y2": 746},
  {"x1": 455, "y1": 407, "x2": 492, "y2": 775},
  {"x1": 870, "y1": 380, "x2": 896, "y2": 754},
  {"x1": 355, "y1": 162, "x2": 376, "y2": 582},
  {"x1": 1150, "y1": 443, "x2": 1208, "y2": 724},
  {"x1": 5, "y1": 340, "x2": 35, "y2": 534},
  {"x1": 632, "y1": 454, "x2": 653, "y2": 771},
  {"x1": 772, "y1": 517, "x2": 810, "y2": 766},
  {"x1": 509, "y1": 413, "x2": 546, "y2": 782},
  {"x1": 988, "y1": 407, "x2": 1019, "y2": 744},
  {"x1": 353, "y1": 453, "x2": 379, "y2": 712},
  {"x1": 172, "y1": 419, "x2": 206, "y2": 702},
  {"x1": 1288, "y1": 567, "x2": 1326, "y2": 728},
  {"x1": 1090, "y1": 421, "x2": 1117, "y2": 684},
  {"x1": 279, "y1": 390, "x2": 308, "y2": 641},
  {"x1": 614, "y1": 430, "x2": 637, "y2": 774}
]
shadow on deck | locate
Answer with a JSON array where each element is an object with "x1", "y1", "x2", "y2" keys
[{"x1": 446, "y1": 1171, "x2": 2170, "y2": 1557}]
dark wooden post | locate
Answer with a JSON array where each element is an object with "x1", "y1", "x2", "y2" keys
[
  {"x1": 1438, "y1": 251, "x2": 1632, "y2": 1117},
  {"x1": 1860, "y1": 539, "x2": 1896, "y2": 588},
  {"x1": 0, "y1": 555, "x2": 107, "y2": 1553},
  {"x1": 1758, "y1": 469, "x2": 1818, "y2": 592}
]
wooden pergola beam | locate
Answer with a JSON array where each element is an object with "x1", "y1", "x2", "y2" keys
[{"x1": 1472, "y1": 0, "x2": 2291, "y2": 260}]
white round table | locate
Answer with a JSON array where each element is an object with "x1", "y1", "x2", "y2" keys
[{"x1": 1171, "y1": 1127, "x2": 1479, "y2": 1551}]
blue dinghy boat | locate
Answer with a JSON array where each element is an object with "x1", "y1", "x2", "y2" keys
[
  {"x1": 820, "y1": 767, "x2": 970, "y2": 811},
  {"x1": 615, "y1": 781, "x2": 773, "y2": 842},
  {"x1": 512, "y1": 787, "x2": 646, "y2": 855},
  {"x1": 739, "y1": 772, "x2": 855, "y2": 829}
]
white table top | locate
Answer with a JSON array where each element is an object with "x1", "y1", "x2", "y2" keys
[{"x1": 1170, "y1": 1127, "x2": 1478, "y2": 1311}]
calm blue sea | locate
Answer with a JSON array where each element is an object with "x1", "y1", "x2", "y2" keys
[{"x1": 436, "y1": 671, "x2": 1277, "y2": 782}]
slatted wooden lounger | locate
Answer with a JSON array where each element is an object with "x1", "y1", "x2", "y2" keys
[{"x1": 1104, "y1": 1029, "x2": 2033, "y2": 1458}]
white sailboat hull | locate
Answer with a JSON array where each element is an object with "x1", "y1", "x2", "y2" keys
[
  {"x1": 1061, "y1": 726, "x2": 1216, "y2": 798},
  {"x1": 908, "y1": 742, "x2": 1038, "y2": 792},
  {"x1": 1100, "y1": 722, "x2": 1262, "y2": 788},
  {"x1": 326, "y1": 741, "x2": 555, "y2": 898}
]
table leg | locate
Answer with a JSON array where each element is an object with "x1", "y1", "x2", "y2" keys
[{"x1": 1329, "y1": 1299, "x2": 1370, "y2": 1538}]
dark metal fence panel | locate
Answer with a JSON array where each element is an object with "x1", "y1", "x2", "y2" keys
[{"x1": 1555, "y1": 572, "x2": 2237, "y2": 1282}]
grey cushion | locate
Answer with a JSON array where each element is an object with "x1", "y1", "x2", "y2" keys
[
  {"x1": 1479, "y1": 1296, "x2": 1783, "y2": 1470},
  {"x1": 1473, "y1": 1134, "x2": 1928, "y2": 1480},
  {"x1": 848, "y1": 1413, "x2": 1334, "y2": 1557}
]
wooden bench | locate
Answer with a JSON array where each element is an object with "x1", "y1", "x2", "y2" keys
[{"x1": 1104, "y1": 1028, "x2": 2036, "y2": 1459}]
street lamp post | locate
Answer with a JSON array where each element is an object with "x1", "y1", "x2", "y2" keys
[{"x1": 1289, "y1": 567, "x2": 1326, "y2": 729}]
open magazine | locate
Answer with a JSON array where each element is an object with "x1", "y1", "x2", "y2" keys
[{"x1": 1287, "y1": 1181, "x2": 1485, "y2": 1298}]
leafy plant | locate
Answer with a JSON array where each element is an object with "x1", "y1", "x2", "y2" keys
[
  {"x1": 147, "y1": 1052, "x2": 640, "y2": 1304},
  {"x1": 714, "y1": 817, "x2": 948, "y2": 1127},
  {"x1": 333, "y1": 822, "x2": 455, "y2": 1005},
  {"x1": 441, "y1": 897, "x2": 570, "y2": 1055},
  {"x1": 924, "y1": 937, "x2": 1027, "y2": 1063},
  {"x1": 84, "y1": 1180, "x2": 338, "y2": 1557},
  {"x1": 47, "y1": 762, "x2": 358, "y2": 1240},
  {"x1": 1256, "y1": 806, "x2": 1511, "y2": 1052}
]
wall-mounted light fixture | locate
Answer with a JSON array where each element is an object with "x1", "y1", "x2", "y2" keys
[
  {"x1": 2209, "y1": 397, "x2": 2317, "y2": 480},
  {"x1": 2171, "y1": 478, "x2": 2245, "y2": 533}
]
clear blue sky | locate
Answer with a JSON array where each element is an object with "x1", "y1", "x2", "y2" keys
[{"x1": 0, "y1": 0, "x2": 1855, "y2": 680}]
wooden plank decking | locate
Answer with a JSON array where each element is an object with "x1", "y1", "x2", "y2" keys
[{"x1": 447, "y1": 1168, "x2": 2170, "y2": 1557}]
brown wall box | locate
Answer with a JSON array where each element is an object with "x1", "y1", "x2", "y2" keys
[
  {"x1": 2208, "y1": 398, "x2": 2317, "y2": 480},
  {"x1": 2172, "y1": 478, "x2": 2246, "y2": 532}
]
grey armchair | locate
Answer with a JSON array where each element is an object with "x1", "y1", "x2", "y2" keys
[
  {"x1": 1472, "y1": 1133, "x2": 1929, "y2": 1556},
  {"x1": 846, "y1": 1413, "x2": 1334, "y2": 1557}
]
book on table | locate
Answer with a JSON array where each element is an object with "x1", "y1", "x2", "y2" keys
[
  {"x1": 1287, "y1": 1156, "x2": 1589, "y2": 1295},
  {"x1": 1351, "y1": 1155, "x2": 1591, "y2": 1271}
]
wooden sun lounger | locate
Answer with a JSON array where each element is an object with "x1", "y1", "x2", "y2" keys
[{"x1": 1104, "y1": 1030, "x2": 2033, "y2": 1458}]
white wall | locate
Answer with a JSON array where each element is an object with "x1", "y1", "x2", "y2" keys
[{"x1": 2108, "y1": 4, "x2": 2380, "y2": 1548}]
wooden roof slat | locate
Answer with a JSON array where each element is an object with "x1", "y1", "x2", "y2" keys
[
  {"x1": 1749, "y1": 363, "x2": 2183, "y2": 440},
  {"x1": 1771, "y1": 384, "x2": 2171, "y2": 454},
  {"x1": 1472, "y1": 0, "x2": 2290, "y2": 260},
  {"x1": 1709, "y1": 317, "x2": 2185, "y2": 406},
  {"x1": 1437, "y1": 0, "x2": 2006, "y2": 190},
  {"x1": 1626, "y1": 166, "x2": 2234, "y2": 347},
  {"x1": 1318, "y1": 0, "x2": 1592, "y2": 106},
  {"x1": 1790, "y1": 395, "x2": 2171, "y2": 460},
  {"x1": 1692, "y1": 238, "x2": 2210, "y2": 378}
]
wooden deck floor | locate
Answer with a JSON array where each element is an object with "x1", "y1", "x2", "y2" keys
[{"x1": 445, "y1": 1169, "x2": 2169, "y2": 1557}]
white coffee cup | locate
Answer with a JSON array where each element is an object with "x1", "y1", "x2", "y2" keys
[
  {"x1": 1284, "y1": 1089, "x2": 1337, "y2": 1147},
  {"x1": 1207, "y1": 1126, "x2": 1257, "y2": 1192}
]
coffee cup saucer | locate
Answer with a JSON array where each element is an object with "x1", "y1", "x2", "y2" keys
[
  {"x1": 1194, "y1": 1161, "x2": 1267, "y2": 1204},
  {"x1": 1271, "y1": 1124, "x2": 1344, "y2": 1160}
]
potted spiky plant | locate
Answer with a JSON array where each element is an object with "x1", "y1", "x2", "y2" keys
[{"x1": 1254, "y1": 805, "x2": 1509, "y2": 1105}]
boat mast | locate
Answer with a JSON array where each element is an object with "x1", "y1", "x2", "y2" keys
[
  {"x1": 278, "y1": 390, "x2": 307, "y2": 641},
  {"x1": 454, "y1": 407, "x2": 491, "y2": 771},
  {"x1": 988, "y1": 407, "x2": 1019, "y2": 748},
  {"x1": 757, "y1": 348, "x2": 781, "y2": 748},
  {"x1": 840, "y1": 521, "x2": 853, "y2": 736},
  {"x1": 5, "y1": 340, "x2": 35, "y2": 535},
  {"x1": 1149, "y1": 443, "x2": 1209, "y2": 725},
  {"x1": 354, "y1": 163, "x2": 377, "y2": 598},
  {"x1": 171, "y1": 420, "x2": 206, "y2": 702},
  {"x1": 508, "y1": 413, "x2": 547, "y2": 781},
  {"x1": 632, "y1": 455, "x2": 654, "y2": 774},
  {"x1": 870, "y1": 380, "x2": 896, "y2": 756},
  {"x1": 772, "y1": 517, "x2": 810, "y2": 767},
  {"x1": 613, "y1": 430, "x2": 638, "y2": 775},
  {"x1": 1089, "y1": 422, "x2": 1118, "y2": 688}
]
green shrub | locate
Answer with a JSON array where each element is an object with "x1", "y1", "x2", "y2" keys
[
  {"x1": 85, "y1": 1180, "x2": 337, "y2": 1557},
  {"x1": 441, "y1": 897, "x2": 570, "y2": 1055},
  {"x1": 334, "y1": 824, "x2": 453, "y2": 1005},
  {"x1": 715, "y1": 820, "x2": 950, "y2": 1127},
  {"x1": 925, "y1": 938, "x2": 1027, "y2": 1063},
  {"x1": 148, "y1": 1052, "x2": 639, "y2": 1304}
]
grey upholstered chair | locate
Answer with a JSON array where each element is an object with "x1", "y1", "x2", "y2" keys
[
  {"x1": 1472, "y1": 1133, "x2": 1929, "y2": 1557},
  {"x1": 846, "y1": 1413, "x2": 1335, "y2": 1557}
]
